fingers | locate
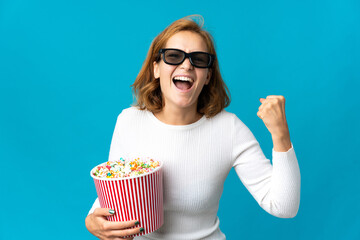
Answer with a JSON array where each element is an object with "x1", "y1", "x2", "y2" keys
[
  {"x1": 88, "y1": 208, "x2": 143, "y2": 240},
  {"x1": 258, "y1": 98, "x2": 268, "y2": 111},
  {"x1": 261, "y1": 96, "x2": 285, "y2": 101},
  {"x1": 258, "y1": 95, "x2": 285, "y2": 119},
  {"x1": 103, "y1": 219, "x2": 139, "y2": 231},
  {"x1": 262, "y1": 95, "x2": 285, "y2": 107},
  {"x1": 109, "y1": 227, "x2": 144, "y2": 238},
  {"x1": 260, "y1": 95, "x2": 285, "y2": 102},
  {"x1": 101, "y1": 218, "x2": 143, "y2": 239},
  {"x1": 266, "y1": 95, "x2": 285, "y2": 101},
  {"x1": 102, "y1": 226, "x2": 143, "y2": 239},
  {"x1": 259, "y1": 96, "x2": 285, "y2": 109},
  {"x1": 93, "y1": 208, "x2": 116, "y2": 217}
]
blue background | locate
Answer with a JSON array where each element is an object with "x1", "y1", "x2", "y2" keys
[{"x1": 1, "y1": 0, "x2": 359, "y2": 239}]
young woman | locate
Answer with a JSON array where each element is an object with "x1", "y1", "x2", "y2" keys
[{"x1": 85, "y1": 15, "x2": 300, "y2": 240}]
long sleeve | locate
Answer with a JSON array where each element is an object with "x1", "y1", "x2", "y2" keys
[
  {"x1": 88, "y1": 198, "x2": 100, "y2": 215},
  {"x1": 231, "y1": 114, "x2": 300, "y2": 218}
]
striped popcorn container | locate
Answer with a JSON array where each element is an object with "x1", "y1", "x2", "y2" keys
[{"x1": 90, "y1": 161, "x2": 164, "y2": 237}]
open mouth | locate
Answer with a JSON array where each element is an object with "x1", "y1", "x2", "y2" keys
[{"x1": 172, "y1": 76, "x2": 194, "y2": 91}]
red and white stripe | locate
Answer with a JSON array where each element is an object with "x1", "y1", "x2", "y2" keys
[{"x1": 93, "y1": 168, "x2": 164, "y2": 237}]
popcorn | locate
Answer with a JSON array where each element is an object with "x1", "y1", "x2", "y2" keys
[
  {"x1": 92, "y1": 157, "x2": 160, "y2": 178},
  {"x1": 90, "y1": 157, "x2": 164, "y2": 235}
]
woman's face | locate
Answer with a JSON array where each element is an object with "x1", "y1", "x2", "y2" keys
[{"x1": 153, "y1": 31, "x2": 211, "y2": 113}]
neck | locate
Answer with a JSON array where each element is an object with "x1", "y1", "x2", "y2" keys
[{"x1": 154, "y1": 105, "x2": 203, "y2": 125}]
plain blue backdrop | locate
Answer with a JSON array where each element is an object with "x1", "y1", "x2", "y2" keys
[{"x1": 1, "y1": 0, "x2": 359, "y2": 239}]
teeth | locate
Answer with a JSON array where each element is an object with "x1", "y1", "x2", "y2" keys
[{"x1": 173, "y1": 76, "x2": 194, "y2": 83}]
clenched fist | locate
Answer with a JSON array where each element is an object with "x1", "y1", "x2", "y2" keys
[{"x1": 257, "y1": 95, "x2": 292, "y2": 152}]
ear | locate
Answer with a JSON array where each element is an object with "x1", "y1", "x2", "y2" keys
[
  {"x1": 205, "y1": 69, "x2": 212, "y2": 85},
  {"x1": 153, "y1": 61, "x2": 160, "y2": 79}
]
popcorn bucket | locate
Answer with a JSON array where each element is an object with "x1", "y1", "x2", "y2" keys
[{"x1": 90, "y1": 161, "x2": 164, "y2": 237}]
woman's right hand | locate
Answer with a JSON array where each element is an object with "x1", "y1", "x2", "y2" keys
[{"x1": 85, "y1": 208, "x2": 144, "y2": 240}]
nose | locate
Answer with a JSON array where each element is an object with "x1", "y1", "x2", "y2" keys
[{"x1": 180, "y1": 57, "x2": 194, "y2": 70}]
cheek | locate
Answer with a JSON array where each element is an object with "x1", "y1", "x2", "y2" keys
[
  {"x1": 159, "y1": 65, "x2": 176, "y2": 79},
  {"x1": 159, "y1": 69, "x2": 175, "y2": 88},
  {"x1": 197, "y1": 70, "x2": 210, "y2": 84}
]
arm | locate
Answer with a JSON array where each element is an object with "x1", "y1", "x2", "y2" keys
[{"x1": 232, "y1": 96, "x2": 300, "y2": 218}]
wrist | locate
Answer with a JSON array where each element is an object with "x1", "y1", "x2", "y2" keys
[{"x1": 272, "y1": 134, "x2": 291, "y2": 152}]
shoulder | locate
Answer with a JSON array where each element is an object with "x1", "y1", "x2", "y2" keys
[
  {"x1": 112, "y1": 106, "x2": 149, "y2": 127},
  {"x1": 117, "y1": 106, "x2": 148, "y2": 119},
  {"x1": 211, "y1": 109, "x2": 247, "y2": 128},
  {"x1": 112, "y1": 106, "x2": 151, "y2": 131}
]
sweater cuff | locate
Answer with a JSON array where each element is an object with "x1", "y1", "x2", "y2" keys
[
  {"x1": 88, "y1": 198, "x2": 100, "y2": 215},
  {"x1": 272, "y1": 142, "x2": 294, "y2": 154},
  {"x1": 272, "y1": 143, "x2": 296, "y2": 163}
]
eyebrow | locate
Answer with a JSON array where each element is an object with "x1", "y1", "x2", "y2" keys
[{"x1": 163, "y1": 48, "x2": 209, "y2": 53}]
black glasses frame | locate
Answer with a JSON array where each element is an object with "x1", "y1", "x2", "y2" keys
[{"x1": 159, "y1": 48, "x2": 215, "y2": 68}]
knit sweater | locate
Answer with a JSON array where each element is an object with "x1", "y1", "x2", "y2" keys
[{"x1": 88, "y1": 107, "x2": 301, "y2": 239}]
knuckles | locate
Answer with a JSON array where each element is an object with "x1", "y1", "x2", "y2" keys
[
  {"x1": 266, "y1": 97, "x2": 285, "y2": 107},
  {"x1": 93, "y1": 208, "x2": 100, "y2": 215},
  {"x1": 102, "y1": 231, "x2": 111, "y2": 238},
  {"x1": 118, "y1": 229, "x2": 133, "y2": 238},
  {"x1": 102, "y1": 222, "x2": 111, "y2": 231},
  {"x1": 268, "y1": 98, "x2": 280, "y2": 105},
  {"x1": 265, "y1": 95, "x2": 285, "y2": 102},
  {"x1": 120, "y1": 230, "x2": 130, "y2": 237},
  {"x1": 261, "y1": 96, "x2": 284, "y2": 109}
]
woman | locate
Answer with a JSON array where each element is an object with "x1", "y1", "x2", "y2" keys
[{"x1": 85, "y1": 15, "x2": 300, "y2": 240}]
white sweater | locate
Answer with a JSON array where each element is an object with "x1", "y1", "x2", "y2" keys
[{"x1": 89, "y1": 107, "x2": 300, "y2": 239}]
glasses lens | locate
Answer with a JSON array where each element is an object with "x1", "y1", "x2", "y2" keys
[
  {"x1": 191, "y1": 52, "x2": 210, "y2": 67},
  {"x1": 164, "y1": 49, "x2": 184, "y2": 64}
]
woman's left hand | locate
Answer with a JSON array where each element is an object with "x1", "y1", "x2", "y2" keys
[{"x1": 257, "y1": 95, "x2": 292, "y2": 151}]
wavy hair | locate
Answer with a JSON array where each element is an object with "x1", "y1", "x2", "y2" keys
[{"x1": 131, "y1": 15, "x2": 230, "y2": 118}]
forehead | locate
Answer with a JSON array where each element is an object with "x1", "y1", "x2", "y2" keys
[{"x1": 165, "y1": 31, "x2": 208, "y2": 52}]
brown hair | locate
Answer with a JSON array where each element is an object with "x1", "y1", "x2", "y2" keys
[{"x1": 131, "y1": 15, "x2": 230, "y2": 118}]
